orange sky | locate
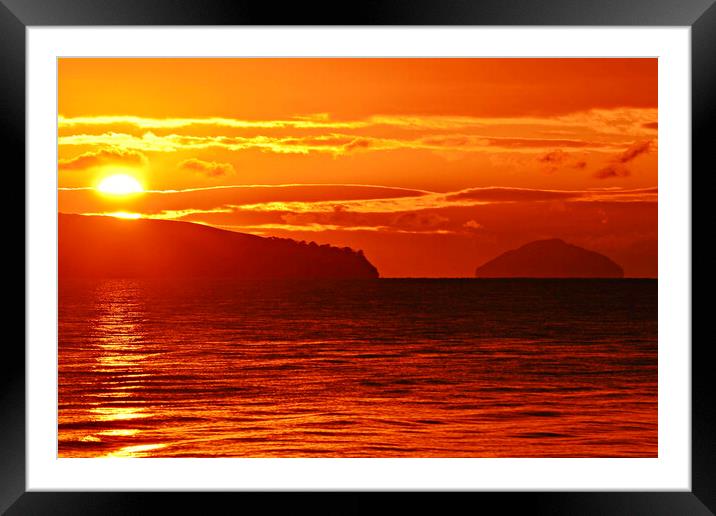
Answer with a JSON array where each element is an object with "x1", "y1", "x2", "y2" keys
[{"x1": 58, "y1": 58, "x2": 658, "y2": 277}]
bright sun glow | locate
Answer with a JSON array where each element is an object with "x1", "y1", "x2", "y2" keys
[
  {"x1": 97, "y1": 174, "x2": 143, "y2": 195},
  {"x1": 107, "y1": 211, "x2": 142, "y2": 219}
]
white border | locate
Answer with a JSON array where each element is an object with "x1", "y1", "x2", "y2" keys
[{"x1": 27, "y1": 27, "x2": 691, "y2": 491}]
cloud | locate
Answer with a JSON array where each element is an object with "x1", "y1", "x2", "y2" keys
[
  {"x1": 58, "y1": 109, "x2": 658, "y2": 138},
  {"x1": 484, "y1": 137, "x2": 603, "y2": 149},
  {"x1": 217, "y1": 223, "x2": 453, "y2": 235},
  {"x1": 57, "y1": 110, "x2": 657, "y2": 176},
  {"x1": 616, "y1": 140, "x2": 653, "y2": 163},
  {"x1": 538, "y1": 150, "x2": 566, "y2": 173},
  {"x1": 281, "y1": 205, "x2": 367, "y2": 227},
  {"x1": 233, "y1": 223, "x2": 386, "y2": 233},
  {"x1": 593, "y1": 164, "x2": 630, "y2": 179},
  {"x1": 58, "y1": 148, "x2": 147, "y2": 171},
  {"x1": 278, "y1": 206, "x2": 450, "y2": 233},
  {"x1": 178, "y1": 158, "x2": 235, "y2": 177},
  {"x1": 539, "y1": 150, "x2": 567, "y2": 164},
  {"x1": 61, "y1": 183, "x2": 657, "y2": 246},
  {"x1": 81, "y1": 207, "x2": 234, "y2": 220},
  {"x1": 536, "y1": 150, "x2": 590, "y2": 173},
  {"x1": 58, "y1": 114, "x2": 365, "y2": 131},
  {"x1": 448, "y1": 186, "x2": 658, "y2": 205},
  {"x1": 60, "y1": 131, "x2": 618, "y2": 156},
  {"x1": 594, "y1": 140, "x2": 653, "y2": 179},
  {"x1": 57, "y1": 183, "x2": 436, "y2": 219},
  {"x1": 447, "y1": 187, "x2": 578, "y2": 203},
  {"x1": 390, "y1": 212, "x2": 450, "y2": 230}
]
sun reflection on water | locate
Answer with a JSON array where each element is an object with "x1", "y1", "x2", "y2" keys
[
  {"x1": 59, "y1": 279, "x2": 658, "y2": 458},
  {"x1": 104, "y1": 443, "x2": 168, "y2": 458},
  {"x1": 90, "y1": 406, "x2": 151, "y2": 422},
  {"x1": 64, "y1": 283, "x2": 160, "y2": 455},
  {"x1": 98, "y1": 429, "x2": 140, "y2": 437}
]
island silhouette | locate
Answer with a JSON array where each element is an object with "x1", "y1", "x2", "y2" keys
[
  {"x1": 474, "y1": 238, "x2": 624, "y2": 278},
  {"x1": 59, "y1": 213, "x2": 379, "y2": 279}
]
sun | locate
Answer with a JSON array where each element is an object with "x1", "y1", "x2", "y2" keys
[{"x1": 96, "y1": 174, "x2": 144, "y2": 195}]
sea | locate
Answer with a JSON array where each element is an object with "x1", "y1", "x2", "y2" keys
[{"x1": 58, "y1": 278, "x2": 657, "y2": 458}]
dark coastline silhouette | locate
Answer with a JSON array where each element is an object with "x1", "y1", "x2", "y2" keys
[
  {"x1": 475, "y1": 238, "x2": 624, "y2": 278},
  {"x1": 59, "y1": 213, "x2": 379, "y2": 279}
]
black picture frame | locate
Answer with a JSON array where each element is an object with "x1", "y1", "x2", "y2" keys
[{"x1": 4, "y1": 1, "x2": 712, "y2": 513}]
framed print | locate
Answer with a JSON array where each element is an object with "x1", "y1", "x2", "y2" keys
[{"x1": 5, "y1": 0, "x2": 713, "y2": 514}]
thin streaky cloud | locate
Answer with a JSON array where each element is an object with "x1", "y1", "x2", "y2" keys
[
  {"x1": 58, "y1": 114, "x2": 366, "y2": 130},
  {"x1": 58, "y1": 132, "x2": 625, "y2": 156},
  {"x1": 63, "y1": 186, "x2": 658, "y2": 230},
  {"x1": 204, "y1": 223, "x2": 456, "y2": 235},
  {"x1": 58, "y1": 108, "x2": 657, "y2": 136},
  {"x1": 58, "y1": 183, "x2": 434, "y2": 196},
  {"x1": 79, "y1": 207, "x2": 234, "y2": 220}
]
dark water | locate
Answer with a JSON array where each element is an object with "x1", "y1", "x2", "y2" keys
[{"x1": 58, "y1": 279, "x2": 657, "y2": 458}]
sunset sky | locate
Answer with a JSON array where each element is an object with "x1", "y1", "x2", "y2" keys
[{"x1": 58, "y1": 58, "x2": 657, "y2": 277}]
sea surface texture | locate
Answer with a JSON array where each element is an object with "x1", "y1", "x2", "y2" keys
[{"x1": 59, "y1": 279, "x2": 657, "y2": 457}]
